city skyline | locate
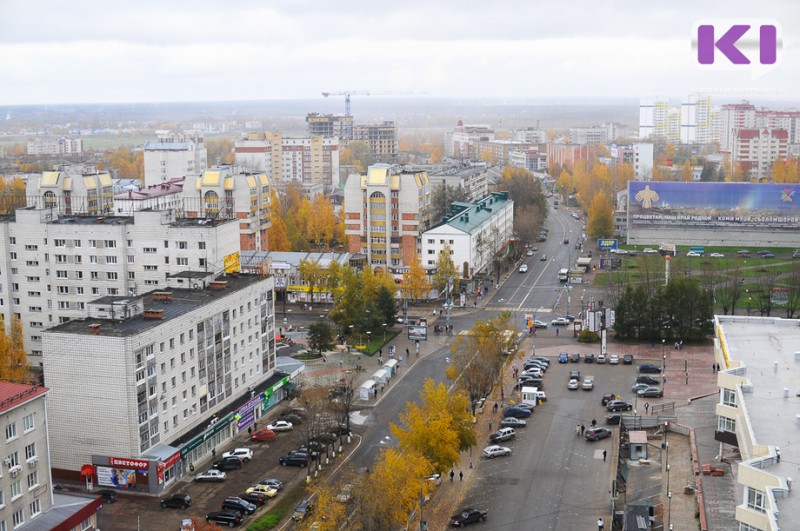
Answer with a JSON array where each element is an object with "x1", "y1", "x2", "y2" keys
[{"x1": 2, "y1": 0, "x2": 798, "y2": 105}]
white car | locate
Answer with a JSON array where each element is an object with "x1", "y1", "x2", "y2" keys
[
  {"x1": 551, "y1": 317, "x2": 570, "y2": 326},
  {"x1": 267, "y1": 420, "x2": 294, "y2": 432},
  {"x1": 482, "y1": 445, "x2": 512, "y2": 458},
  {"x1": 686, "y1": 251, "x2": 702, "y2": 257},
  {"x1": 642, "y1": 248, "x2": 658, "y2": 254},
  {"x1": 596, "y1": 354, "x2": 606, "y2": 364},
  {"x1": 521, "y1": 368, "x2": 543, "y2": 378},
  {"x1": 710, "y1": 252, "x2": 725, "y2": 258},
  {"x1": 519, "y1": 264, "x2": 528, "y2": 273},
  {"x1": 195, "y1": 469, "x2": 226, "y2": 482},
  {"x1": 526, "y1": 250, "x2": 534, "y2": 256},
  {"x1": 222, "y1": 448, "x2": 253, "y2": 462},
  {"x1": 568, "y1": 379, "x2": 579, "y2": 390},
  {"x1": 582, "y1": 378, "x2": 594, "y2": 390},
  {"x1": 609, "y1": 354, "x2": 620, "y2": 365}
]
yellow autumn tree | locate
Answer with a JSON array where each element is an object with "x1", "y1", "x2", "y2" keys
[
  {"x1": 0, "y1": 318, "x2": 30, "y2": 383},
  {"x1": 771, "y1": 158, "x2": 789, "y2": 183},
  {"x1": 267, "y1": 191, "x2": 291, "y2": 251},
  {"x1": 294, "y1": 483, "x2": 347, "y2": 531},
  {"x1": 298, "y1": 259, "x2": 326, "y2": 304},
  {"x1": 403, "y1": 253, "x2": 431, "y2": 302},
  {"x1": 586, "y1": 191, "x2": 614, "y2": 240}
]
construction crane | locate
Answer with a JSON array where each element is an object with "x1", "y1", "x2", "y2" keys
[{"x1": 321, "y1": 91, "x2": 371, "y2": 116}]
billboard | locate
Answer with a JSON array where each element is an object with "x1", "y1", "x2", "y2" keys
[
  {"x1": 628, "y1": 182, "x2": 800, "y2": 232},
  {"x1": 224, "y1": 251, "x2": 241, "y2": 273},
  {"x1": 407, "y1": 325, "x2": 428, "y2": 341},
  {"x1": 597, "y1": 239, "x2": 618, "y2": 250},
  {"x1": 96, "y1": 466, "x2": 138, "y2": 489}
]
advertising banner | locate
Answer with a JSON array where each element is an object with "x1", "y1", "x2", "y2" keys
[
  {"x1": 224, "y1": 252, "x2": 241, "y2": 273},
  {"x1": 96, "y1": 466, "x2": 138, "y2": 489},
  {"x1": 407, "y1": 325, "x2": 428, "y2": 341},
  {"x1": 629, "y1": 182, "x2": 800, "y2": 232},
  {"x1": 597, "y1": 239, "x2": 618, "y2": 250}
]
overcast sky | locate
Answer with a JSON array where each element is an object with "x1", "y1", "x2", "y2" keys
[{"x1": 1, "y1": 0, "x2": 798, "y2": 105}]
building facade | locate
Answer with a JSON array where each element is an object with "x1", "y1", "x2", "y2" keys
[
  {"x1": 731, "y1": 129, "x2": 789, "y2": 180},
  {"x1": 450, "y1": 122, "x2": 496, "y2": 159},
  {"x1": 420, "y1": 192, "x2": 514, "y2": 278},
  {"x1": 143, "y1": 131, "x2": 207, "y2": 187},
  {"x1": 512, "y1": 128, "x2": 546, "y2": 144},
  {"x1": 112, "y1": 178, "x2": 185, "y2": 215},
  {"x1": 233, "y1": 132, "x2": 339, "y2": 187},
  {"x1": 343, "y1": 164, "x2": 431, "y2": 272},
  {"x1": 352, "y1": 122, "x2": 398, "y2": 163},
  {"x1": 42, "y1": 274, "x2": 278, "y2": 493},
  {"x1": 546, "y1": 144, "x2": 597, "y2": 170},
  {"x1": 680, "y1": 93, "x2": 720, "y2": 144},
  {"x1": 26, "y1": 137, "x2": 83, "y2": 156},
  {"x1": 509, "y1": 149, "x2": 548, "y2": 173},
  {"x1": 471, "y1": 140, "x2": 534, "y2": 166},
  {"x1": 568, "y1": 127, "x2": 609, "y2": 145},
  {"x1": 306, "y1": 113, "x2": 354, "y2": 141},
  {"x1": 639, "y1": 96, "x2": 670, "y2": 141},
  {"x1": 26, "y1": 165, "x2": 114, "y2": 215},
  {"x1": 428, "y1": 163, "x2": 490, "y2": 203}
]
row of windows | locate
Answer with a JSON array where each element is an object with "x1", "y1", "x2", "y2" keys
[{"x1": 4, "y1": 415, "x2": 36, "y2": 441}]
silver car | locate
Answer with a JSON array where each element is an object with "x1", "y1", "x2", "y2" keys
[{"x1": 482, "y1": 445, "x2": 512, "y2": 458}]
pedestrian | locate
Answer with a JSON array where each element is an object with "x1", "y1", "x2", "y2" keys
[
  {"x1": 253, "y1": 421, "x2": 258, "y2": 430},
  {"x1": 459, "y1": 471, "x2": 463, "y2": 481},
  {"x1": 379, "y1": 349, "x2": 382, "y2": 358},
  {"x1": 489, "y1": 421, "x2": 493, "y2": 431},
  {"x1": 576, "y1": 424, "x2": 581, "y2": 436},
  {"x1": 381, "y1": 383, "x2": 385, "y2": 392},
  {"x1": 339, "y1": 359, "x2": 343, "y2": 368},
  {"x1": 591, "y1": 418, "x2": 597, "y2": 427},
  {"x1": 450, "y1": 470, "x2": 455, "y2": 482},
  {"x1": 712, "y1": 363, "x2": 715, "y2": 373},
  {"x1": 597, "y1": 517, "x2": 604, "y2": 530},
  {"x1": 493, "y1": 402, "x2": 499, "y2": 413},
  {"x1": 248, "y1": 426, "x2": 252, "y2": 436},
  {"x1": 603, "y1": 450, "x2": 607, "y2": 461},
  {"x1": 211, "y1": 448, "x2": 216, "y2": 459},
  {"x1": 378, "y1": 356, "x2": 383, "y2": 365},
  {"x1": 581, "y1": 424, "x2": 585, "y2": 435},
  {"x1": 556, "y1": 327, "x2": 559, "y2": 337},
  {"x1": 405, "y1": 348, "x2": 410, "y2": 358},
  {"x1": 685, "y1": 373, "x2": 689, "y2": 385}
]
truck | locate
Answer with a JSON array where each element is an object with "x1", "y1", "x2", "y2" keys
[{"x1": 558, "y1": 268, "x2": 569, "y2": 282}]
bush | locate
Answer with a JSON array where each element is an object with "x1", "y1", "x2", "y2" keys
[{"x1": 577, "y1": 329, "x2": 600, "y2": 343}]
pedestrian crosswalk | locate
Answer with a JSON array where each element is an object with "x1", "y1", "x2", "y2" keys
[{"x1": 484, "y1": 306, "x2": 553, "y2": 313}]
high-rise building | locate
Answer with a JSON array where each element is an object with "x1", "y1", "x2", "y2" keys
[
  {"x1": 343, "y1": 164, "x2": 431, "y2": 272},
  {"x1": 306, "y1": 113, "x2": 354, "y2": 141},
  {"x1": 720, "y1": 102, "x2": 758, "y2": 152},
  {"x1": 450, "y1": 121, "x2": 496, "y2": 158},
  {"x1": 681, "y1": 94, "x2": 718, "y2": 144},
  {"x1": 639, "y1": 96, "x2": 670, "y2": 140},
  {"x1": 143, "y1": 131, "x2": 207, "y2": 187},
  {"x1": 233, "y1": 132, "x2": 339, "y2": 187},
  {"x1": 352, "y1": 122, "x2": 398, "y2": 163},
  {"x1": 732, "y1": 129, "x2": 788, "y2": 180}
]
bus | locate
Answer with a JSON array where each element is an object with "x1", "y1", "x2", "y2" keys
[{"x1": 558, "y1": 268, "x2": 569, "y2": 282}]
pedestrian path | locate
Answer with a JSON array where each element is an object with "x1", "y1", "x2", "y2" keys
[{"x1": 483, "y1": 305, "x2": 553, "y2": 313}]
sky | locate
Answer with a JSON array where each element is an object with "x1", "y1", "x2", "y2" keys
[{"x1": 1, "y1": 0, "x2": 798, "y2": 105}]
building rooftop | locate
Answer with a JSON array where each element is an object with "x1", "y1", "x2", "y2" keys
[
  {"x1": 434, "y1": 192, "x2": 511, "y2": 235},
  {"x1": 45, "y1": 274, "x2": 268, "y2": 338},
  {"x1": 143, "y1": 141, "x2": 192, "y2": 151},
  {"x1": 0, "y1": 382, "x2": 48, "y2": 414},
  {"x1": 113, "y1": 178, "x2": 184, "y2": 200},
  {"x1": 30, "y1": 492, "x2": 102, "y2": 531},
  {"x1": 719, "y1": 316, "x2": 800, "y2": 519}
]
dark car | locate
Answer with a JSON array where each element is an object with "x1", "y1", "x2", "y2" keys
[
  {"x1": 292, "y1": 498, "x2": 313, "y2": 521},
  {"x1": 570, "y1": 353, "x2": 581, "y2": 363},
  {"x1": 97, "y1": 489, "x2": 118, "y2": 503},
  {"x1": 639, "y1": 363, "x2": 662, "y2": 373},
  {"x1": 601, "y1": 393, "x2": 617, "y2": 406},
  {"x1": 793, "y1": 249, "x2": 800, "y2": 259},
  {"x1": 636, "y1": 375, "x2": 661, "y2": 386},
  {"x1": 450, "y1": 508, "x2": 488, "y2": 527},
  {"x1": 558, "y1": 352, "x2": 569, "y2": 363},
  {"x1": 584, "y1": 353, "x2": 595, "y2": 363},
  {"x1": 279, "y1": 452, "x2": 309, "y2": 467},
  {"x1": 761, "y1": 252, "x2": 775, "y2": 258},
  {"x1": 222, "y1": 497, "x2": 256, "y2": 515},
  {"x1": 622, "y1": 354, "x2": 634, "y2": 365},
  {"x1": 212, "y1": 457, "x2": 243, "y2": 471},
  {"x1": 503, "y1": 406, "x2": 532, "y2": 418},
  {"x1": 568, "y1": 370, "x2": 581, "y2": 380},
  {"x1": 161, "y1": 493, "x2": 191, "y2": 509},
  {"x1": 239, "y1": 492, "x2": 267, "y2": 506},
  {"x1": 206, "y1": 510, "x2": 243, "y2": 527},
  {"x1": 606, "y1": 400, "x2": 633, "y2": 412},
  {"x1": 637, "y1": 386, "x2": 663, "y2": 398},
  {"x1": 585, "y1": 427, "x2": 613, "y2": 441},
  {"x1": 605, "y1": 414, "x2": 622, "y2": 425}
]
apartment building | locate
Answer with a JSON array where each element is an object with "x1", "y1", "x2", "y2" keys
[
  {"x1": 112, "y1": 178, "x2": 185, "y2": 215},
  {"x1": 512, "y1": 128, "x2": 546, "y2": 144},
  {"x1": 352, "y1": 122, "x2": 398, "y2": 163},
  {"x1": 449, "y1": 121, "x2": 496, "y2": 158},
  {"x1": 0, "y1": 208, "x2": 240, "y2": 365},
  {"x1": 731, "y1": 129, "x2": 788, "y2": 180},
  {"x1": 183, "y1": 166, "x2": 272, "y2": 251},
  {"x1": 233, "y1": 132, "x2": 339, "y2": 187},
  {"x1": 420, "y1": 192, "x2": 514, "y2": 278},
  {"x1": 471, "y1": 140, "x2": 535, "y2": 166},
  {"x1": 712, "y1": 316, "x2": 798, "y2": 531},
  {"x1": 143, "y1": 131, "x2": 207, "y2": 187},
  {"x1": 721, "y1": 102, "x2": 800, "y2": 153},
  {"x1": 26, "y1": 165, "x2": 114, "y2": 215},
  {"x1": 343, "y1": 164, "x2": 431, "y2": 272},
  {"x1": 680, "y1": 93, "x2": 720, "y2": 144},
  {"x1": 306, "y1": 113, "x2": 354, "y2": 141},
  {"x1": 428, "y1": 164, "x2": 490, "y2": 203},
  {"x1": 639, "y1": 96, "x2": 670, "y2": 140},
  {"x1": 546, "y1": 144, "x2": 596, "y2": 170},
  {"x1": 42, "y1": 274, "x2": 278, "y2": 493},
  {"x1": 26, "y1": 137, "x2": 83, "y2": 156},
  {"x1": 509, "y1": 149, "x2": 548, "y2": 173},
  {"x1": 610, "y1": 143, "x2": 654, "y2": 180},
  {"x1": 568, "y1": 127, "x2": 608, "y2": 145}
]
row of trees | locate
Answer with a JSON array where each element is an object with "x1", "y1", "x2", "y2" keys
[
  {"x1": 554, "y1": 162, "x2": 620, "y2": 240},
  {"x1": 497, "y1": 166, "x2": 548, "y2": 250},
  {"x1": 268, "y1": 184, "x2": 346, "y2": 252},
  {"x1": 95, "y1": 147, "x2": 143, "y2": 179}
]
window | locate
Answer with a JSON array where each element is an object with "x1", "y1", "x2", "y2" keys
[
  {"x1": 106, "y1": 256, "x2": 117, "y2": 264},
  {"x1": 105, "y1": 240, "x2": 116, "y2": 248},
  {"x1": 28, "y1": 307, "x2": 42, "y2": 313},
  {"x1": 90, "y1": 256, "x2": 97, "y2": 264},
  {"x1": 12, "y1": 508, "x2": 23, "y2": 527},
  {"x1": 74, "y1": 240, "x2": 81, "y2": 247},
  {"x1": 199, "y1": 242, "x2": 206, "y2": 250},
  {"x1": 56, "y1": 271, "x2": 67, "y2": 279},
  {"x1": 5, "y1": 422, "x2": 17, "y2": 441},
  {"x1": 26, "y1": 471, "x2": 38, "y2": 490},
  {"x1": 10, "y1": 481, "x2": 21, "y2": 499},
  {"x1": 106, "y1": 272, "x2": 118, "y2": 280},
  {"x1": 143, "y1": 247, "x2": 156, "y2": 254},
  {"x1": 746, "y1": 487, "x2": 766, "y2": 513},
  {"x1": 89, "y1": 240, "x2": 97, "y2": 248},
  {"x1": 58, "y1": 301, "x2": 69, "y2": 310},
  {"x1": 90, "y1": 272, "x2": 99, "y2": 280},
  {"x1": 107, "y1": 288, "x2": 119, "y2": 296},
  {"x1": 164, "y1": 240, "x2": 169, "y2": 248},
  {"x1": 24, "y1": 443, "x2": 35, "y2": 460},
  {"x1": 199, "y1": 258, "x2": 206, "y2": 267},
  {"x1": 8, "y1": 238, "x2": 15, "y2": 244},
  {"x1": 144, "y1": 265, "x2": 158, "y2": 271},
  {"x1": 74, "y1": 256, "x2": 81, "y2": 264},
  {"x1": 128, "y1": 272, "x2": 135, "y2": 280},
  {"x1": 722, "y1": 388, "x2": 737, "y2": 407},
  {"x1": 29, "y1": 498, "x2": 40, "y2": 517},
  {"x1": 9, "y1": 253, "x2": 16, "y2": 261},
  {"x1": 718, "y1": 416, "x2": 736, "y2": 432},
  {"x1": 57, "y1": 286, "x2": 69, "y2": 294},
  {"x1": 128, "y1": 255, "x2": 135, "y2": 264},
  {"x1": 178, "y1": 241, "x2": 188, "y2": 249},
  {"x1": 26, "y1": 291, "x2": 40, "y2": 297},
  {"x1": 24, "y1": 245, "x2": 38, "y2": 251},
  {"x1": 177, "y1": 258, "x2": 188, "y2": 266}
]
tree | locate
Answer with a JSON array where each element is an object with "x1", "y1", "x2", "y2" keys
[
  {"x1": 295, "y1": 483, "x2": 347, "y2": 531},
  {"x1": 299, "y1": 259, "x2": 325, "y2": 303},
  {"x1": 373, "y1": 286, "x2": 397, "y2": 330},
  {"x1": 340, "y1": 141, "x2": 374, "y2": 173},
  {"x1": 307, "y1": 320, "x2": 334, "y2": 356},
  {"x1": 267, "y1": 191, "x2": 291, "y2": 251},
  {"x1": 586, "y1": 192, "x2": 614, "y2": 240},
  {"x1": 403, "y1": 254, "x2": 431, "y2": 302},
  {"x1": 430, "y1": 183, "x2": 469, "y2": 224},
  {"x1": 391, "y1": 379, "x2": 476, "y2": 473},
  {"x1": 680, "y1": 160, "x2": 694, "y2": 182},
  {"x1": 0, "y1": 318, "x2": 30, "y2": 383},
  {"x1": 329, "y1": 266, "x2": 366, "y2": 333},
  {"x1": 432, "y1": 244, "x2": 459, "y2": 296},
  {"x1": 205, "y1": 138, "x2": 234, "y2": 165}
]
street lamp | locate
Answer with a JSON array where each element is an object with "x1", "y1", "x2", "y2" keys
[
  {"x1": 366, "y1": 331, "x2": 371, "y2": 349},
  {"x1": 382, "y1": 323, "x2": 387, "y2": 344}
]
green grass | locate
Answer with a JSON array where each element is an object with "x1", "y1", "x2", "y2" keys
[{"x1": 247, "y1": 482, "x2": 309, "y2": 530}]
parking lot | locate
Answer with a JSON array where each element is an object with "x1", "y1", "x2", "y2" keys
[{"x1": 95, "y1": 420, "x2": 358, "y2": 530}]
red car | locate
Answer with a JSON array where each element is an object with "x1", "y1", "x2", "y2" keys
[{"x1": 251, "y1": 429, "x2": 276, "y2": 442}]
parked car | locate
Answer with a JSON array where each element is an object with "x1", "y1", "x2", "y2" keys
[
  {"x1": 450, "y1": 508, "x2": 489, "y2": 526},
  {"x1": 521, "y1": 368, "x2": 543, "y2": 378},
  {"x1": 686, "y1": 251, "x2": 702, "y2": 257},
  {"x1": 761, "y1": 252, "x2": 775, "y2": 258},
  {"x1": 568, "y1": 379, "x2": 580, "y2": 390},
  {"x1": 205, "y1": 510, "x2": 243, "y2": 527},
  {"x1": 222, "y1": 448, "x2": 253, "y2": 462},
  {"x1": 292, "y1": 499, "x2": 313, "y2": 521},
  {"x1": 499, "y1": 417, "x2": 527, "y2": 428},
  {"x1": 568, "y1": 369, "x2": 581, "y2": 380},
  {"x1": 622, "y1": 354, "x2": 634, "y2": 365},
  {"x1": 558, "y1": 352, "x2": 569, "y2": 363},
  {"x1": 97, "y1": 489, "x2": 118, "y2": 503},
  {"x1": 482, "y1": 445, "x2": 512, "y2": 458},
  {"x1": 161, "y1": 493, "x2": 191, "y2": 509},
  {"x1": 605, "y1": 414, "x2": 622, "y2": 425},
  {"x1": 736, "y1": 249, "x2": 751, "y2": 257},
  {"x1": 710, "y1": 252, "x2": 725, "y2": 258},
  {"x1": 582, "y1": 378, "x2": 594, "y2": 390},
  {"x1": 642, "y1": 248, "x2": 658, "y2": 254},
  {"x1": 601, "y1": 393, "x2": 617, "y2": 406},
  {"x1": 563, "y1": 314, "x2": 576, "y2": 321},
  {"x1": 279, "y1": 413, "x2": 303, "y2": 425},
  {"x1": 212, "y1": 458, "x2": 243, "y2": 471},
  {"x1": 221, "y1": 497, "x2": 256, "y2": 515},
  {"x1": 637, "y1": 386, "x2": 663, "y2": 398},
  {"x1": 267, "y1": 420, "x2": 294, "y2": 432},
  {"x1": 584, "y1": 353, "x2": 595, "y2": 363},
  {"x1": 279, "y1": 452, "x2": 309, "y2": 467},
  {"x1": 793, "y1": 249, "x2": 800, "y2": 259},
  {"x1": 585, "y1": 427, "x2": 613, "y2": 441},
  {"x1": 503, "y1": 406, "x2": 532, "y2": 418},
  {"x1": 239, "y1": 492, "x2": 267, "y2": 506},
  {"x1": 639, "y1": 363, "x2": 662, "y2": 373},
  {"x1": 489, "y1": 427, "x2": 516, "y2": 442},
  {"x1": 570, "y1": 353, "x2": 581, "y2": 363},
  {"x1": 195, "y1": 469, "x2": 227, "y2": 482},
  {"x1": 251, "y1": 429, "x2": 277, "y2": 442},
  {"x1": 596, "y1": 354, "x2": 606, "y2": 364},
  {"x1": 606, "y1": 400, "x2": 633, "y2": 412},
  {"x1": 519, "y1": 264, "x2": 528, "y2": 273},
  {"x1": 636, "y1": 375, "x2": 661, "y2": 386},
  {"x1": 526, "y1": 250, "x2": 534, "y2": 256},
  {"x1": 551, "y1": 317, "x2": 570, "y2": 326},
  {"x1": 256, "y1": 478, "x2": 284, "y2": 491},
  {"x1": 529, "y1": 356, "x2": 550, "y2": 365},
  {"x1": 609, "y1": 354, "x2": 620, "y2": 365},
  {"x1": 246, "y1": 483, "x2": 278, "y2": 497},
  {"x1": 631, "y1": 383, "x2": 651, "y2": 394},
  {"x1": 756, "y1": 250, "x2": 772, "y2": 256}
]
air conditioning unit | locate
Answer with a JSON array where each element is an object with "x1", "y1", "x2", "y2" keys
[
  {"x1": 9, "y1": 465, "x2": 22, "y2": 477},
  {"x1": 27, "y1": 457, "x2": 38, "y2": 468},
  {"x1": 4, "y1": 458, "x2": 12, "y2": 468}
]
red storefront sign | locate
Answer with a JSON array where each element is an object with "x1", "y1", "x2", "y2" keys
[{"x1": 108, "y1": 457, "x2": 149, "y2": 470}]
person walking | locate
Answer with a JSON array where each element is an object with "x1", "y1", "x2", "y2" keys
[
  {"x1": 603, "y1": 450, "x2": 607, "y2": 461},
  {"x1": 597, "y1": 517, "x2": 604, "y2": 530},
  {"x1": 556, "y1": 327, "x2": 559, "y2": 337},
  {"x1": 489, "y1": 421, "x2": 493, "y2": 432},
  {"x1": 576, "y1": 424, "x2": 581, "y2": 436},
  {"x1": 459, "y1": 471, "x2": 463, "y2": 482},
  {"x1": 581, "y1": 424, "x2": 585, "y2": 436},
  {"x1": 211, "y1": 448, "x2": 216, "y2": 459},
  {"x1": 450, "y1": 470, "x2": 455, "y2": 482}
]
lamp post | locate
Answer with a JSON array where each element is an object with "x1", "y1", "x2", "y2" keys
[
  {"x1": 667, "y1": 491, "x2": 672, "y2": 529},
  {"x1": 382, "y1": 323, "x2": 387, "y2": 344},
  {"x1": 366, "y1": 331, "x2": 371, "y2": 349}
]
